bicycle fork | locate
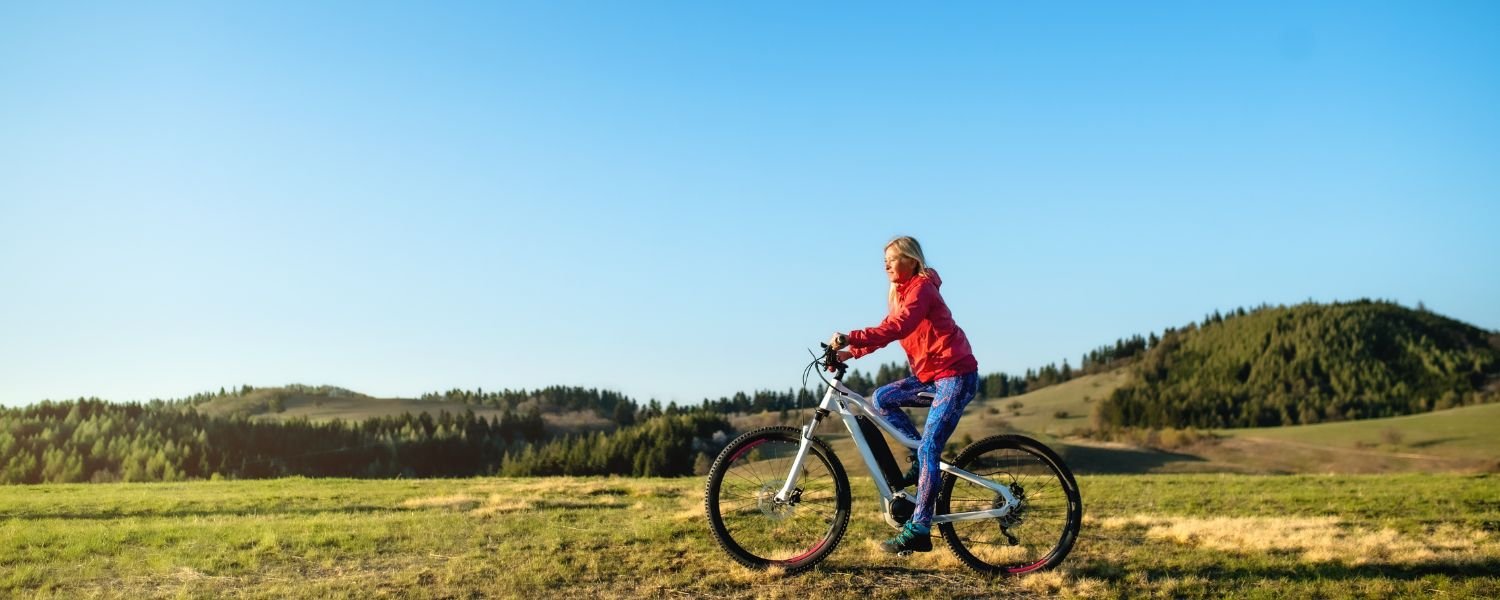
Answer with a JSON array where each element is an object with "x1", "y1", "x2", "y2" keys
[{"x1": 773, "y1": 408, "x2": 828, "y2": 504}]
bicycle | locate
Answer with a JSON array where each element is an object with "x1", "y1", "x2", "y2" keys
[{"x1": 704, "y1": 343, "x2": 1083, "y2": 575}]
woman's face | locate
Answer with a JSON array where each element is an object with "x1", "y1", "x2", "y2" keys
[{"x1": 884, "y1": 246, "x2": 917, "y2": 283}]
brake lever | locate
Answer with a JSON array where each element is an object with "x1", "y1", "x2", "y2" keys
[{"x1": 818, "y1": 343, "x2": 847, "y2": 372}]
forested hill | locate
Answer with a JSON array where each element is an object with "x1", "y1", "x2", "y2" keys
[{"x1": 1095, "y1": 300, "x2": 1500, "y2": 429}]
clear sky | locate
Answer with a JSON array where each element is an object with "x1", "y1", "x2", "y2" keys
[{"x1": 3, "y1": 2, "x2": 1497, "y2": 407}]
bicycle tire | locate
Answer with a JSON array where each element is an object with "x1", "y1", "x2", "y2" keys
[
  {"x1": 936, "y1": 434, "x2": 1082, "y2": 575},
  {"x1": 704, "y1": 426, "x2": 851, "y2": 574}
]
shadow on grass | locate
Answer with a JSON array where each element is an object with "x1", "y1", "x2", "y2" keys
[
  {"x1": 1070, "y1": 557, "x2": 1500, "y2": 583},
  {"x1": 812, "y1": 562, "x2": 1027, "y2": 598},
  {"x1": 1054, "y1": 442, "x2": 1207, "y2": 474},
  {"x1": 1406, "y1": 437, "x2": 1463, "y2": 449},
  {"x1": 7, "y1": 499, "x2": 634, "y2": 521},
  {"x1": 3, "y1": 505, "x2": 398, "y2": 520}
]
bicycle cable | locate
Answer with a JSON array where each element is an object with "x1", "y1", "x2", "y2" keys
[
  {"x1": 802, "y1": 348, "x2": 837, "y2": 390},
  {"x1": 802, "y1": 351, "x2": 822, "y2": 390}
]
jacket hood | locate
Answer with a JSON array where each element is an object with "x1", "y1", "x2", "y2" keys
[{"x1": 898, "y1": 269, "x2": 940, "y2": 291}]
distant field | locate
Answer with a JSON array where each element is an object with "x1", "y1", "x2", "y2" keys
[
  {"x1": 266, "y1": 396, "x2": 502, "y2": 422},
  {"x1": 2, "y1": 474, "x2": 1496, "y2": 598},
  {"x1": 193, "y1": 388, "x2": 490, "y2": 422},
  {"x1": 969, "y1": 370, "x2": 1132, "y2": 437},
  {"x1": 1147, "y1": 402, "x2": 1500, "y2": 475},
  {"x1": 1220, "y1": 402, "x2": 1500, "y2": 459}
]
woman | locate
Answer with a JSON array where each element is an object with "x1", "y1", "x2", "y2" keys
[{"x1": 828, "y1": 235, "x2": 979, "y2": 554}]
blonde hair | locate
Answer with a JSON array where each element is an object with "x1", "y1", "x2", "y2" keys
[{"x1": 886, "y1": 236, "x2": 928, "y2": 313}]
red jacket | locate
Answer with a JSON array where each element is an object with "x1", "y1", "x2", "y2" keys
[{"x1": 846, "y1": 269, "x2": 978, "y2": 383}]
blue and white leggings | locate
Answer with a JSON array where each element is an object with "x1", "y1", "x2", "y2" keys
[{"x1": 871, "y1": 371, "x2": 980, "y2": 528}]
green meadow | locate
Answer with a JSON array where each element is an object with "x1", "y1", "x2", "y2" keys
[
  {"x1": 1218, "y1": 402, "x2": 1500, "y2": 458},
  {"x1": 3, "y1": 473, "x2": 1497, "y2": 599}
]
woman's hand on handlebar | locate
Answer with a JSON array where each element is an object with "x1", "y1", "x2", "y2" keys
[
  {"x1": 827, "y1": 332, "x2": 848, "y2": 350},
  {"x1": 823, "y1": 333, "x2": 852, "y2": 372}
]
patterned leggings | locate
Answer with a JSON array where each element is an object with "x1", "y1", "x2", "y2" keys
[{"x1": 871, "y1": 372, "x2": 980, "y2": 528}]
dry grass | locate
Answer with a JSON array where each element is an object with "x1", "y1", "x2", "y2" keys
[
  {"x1": 400, "y1": 487, "x2": 633, "y2": 517},
  {"x1": 398, "y1": 494, "x2": 482, "y2": 511},
  {"x1": 1097, "y1": 514, "x2": 1499, "y2": 566},
  {"x1": 5, "y1": 474, "x2": 1498, "y2": 599}
]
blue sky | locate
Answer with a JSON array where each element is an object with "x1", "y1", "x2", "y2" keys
[{"x1": 3, "y1": 2, "x2": 1497, "y2": 407}]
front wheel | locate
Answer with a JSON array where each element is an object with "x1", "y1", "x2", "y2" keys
[
  {"x1": 704, "y1": 427, "x2": 851, "y2": 574},
  {"x1": 936, "y1": 434, "x2": 1083, "y2": 575}
]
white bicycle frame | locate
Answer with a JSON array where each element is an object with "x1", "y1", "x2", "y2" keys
[{"x1": 773, "y1": 373, "x2": 1019, "y2": 525}]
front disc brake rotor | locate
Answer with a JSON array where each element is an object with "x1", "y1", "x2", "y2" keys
[{"x1": 756, "y1": 480, "x2": 797, "y2": 521}]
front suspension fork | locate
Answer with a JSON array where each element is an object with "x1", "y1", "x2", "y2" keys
[{"x1": 774, "y1": 409, "x2": 829, "y2": 503}]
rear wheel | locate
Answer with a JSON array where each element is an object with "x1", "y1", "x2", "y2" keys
[
  {"x1": 704, "y1": 427, "x2": 851, "y2": 574},
  {"x1": 936, "y1": 434, "x2": 1082, "y2": 575}
]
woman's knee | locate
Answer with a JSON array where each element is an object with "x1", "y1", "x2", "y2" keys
[{"x1": 872, "y1": 383, "x2": 905, "y2": 411}]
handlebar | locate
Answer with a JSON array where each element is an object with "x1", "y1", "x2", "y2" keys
[{"x1": 819, "y1": 342, "x2": 848, "y2": 380}]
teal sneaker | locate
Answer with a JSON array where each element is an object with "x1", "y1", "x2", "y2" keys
[{"x1": 880, "y1": 521, "x2": 932, "y2": 554}]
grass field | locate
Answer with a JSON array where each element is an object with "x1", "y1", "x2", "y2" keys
[
  {"x1": 1220, "y1": 402, "x2": 1500, "y2": 459},
  {"x1": 3, "y1": 474, "x2": 1497, "y2": 598}
]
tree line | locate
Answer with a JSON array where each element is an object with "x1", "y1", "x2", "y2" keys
[
  {"x1": 1094, "y1": 300, "x2": 1500, "y2": 429},
  {"x1": 497, "y1": 412, "x2": 731, "y2": 477},
  {"x1": 0, "y1": 397, "x2": 730, "y2": 484}
]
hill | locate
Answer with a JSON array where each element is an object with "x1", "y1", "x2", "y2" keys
[
  {"x1": 967, "y1": 369, "x2": 1132, "y2": 437},
  {"x1": 192, "y1": 384, "x2": 618, "y2": 437},
  {"x1": 1096, "y1": 300, "x2": 1499, "y2": 429}
]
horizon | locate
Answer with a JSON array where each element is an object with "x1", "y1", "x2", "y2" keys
[
  {"x1": 6, "y1": 296, "x2": 1489, "y2": 407},
  {"x1": 4, "y1": 2, "x2": 1499, "y2": 407}
]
